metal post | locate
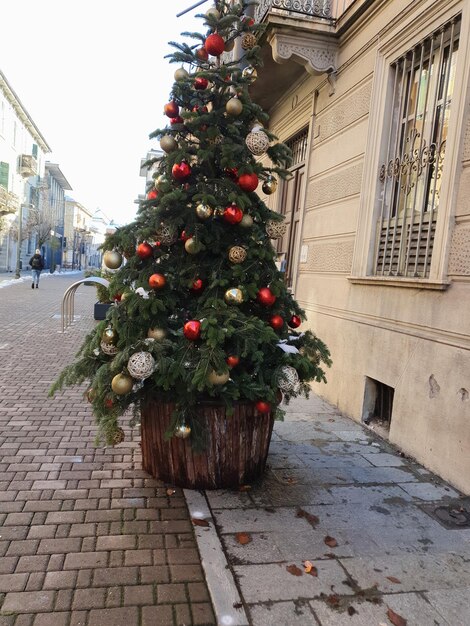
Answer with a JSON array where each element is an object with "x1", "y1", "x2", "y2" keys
[{"x1": 14, "y1": 203, "x2": 23, "y2": 279}]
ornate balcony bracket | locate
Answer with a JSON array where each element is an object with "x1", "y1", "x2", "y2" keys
[{"x1": 268, "y1": 30, "x2": 338, "y2": 75}]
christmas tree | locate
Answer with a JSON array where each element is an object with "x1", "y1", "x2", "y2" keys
[{"x1": 51, "y1": 0, "x2": 331, "y2": 450}]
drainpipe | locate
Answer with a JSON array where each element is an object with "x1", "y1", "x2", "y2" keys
[
  {"x1": 290, "y1": 88, "x2": 320, "y2": 295},
  {"x1": 14, "y1": 203, "x2": 23, "y2": 279}
]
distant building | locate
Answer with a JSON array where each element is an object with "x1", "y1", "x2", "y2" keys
[
  {"x1": 64, "y1": 197, "x2": 102, "y2": 270},
  {"x1": 43, "y1": 162, "x2": 72, "y2": 271},
  {"x1": 0, "y1": 68, "x2": 51, "y2": 272}
]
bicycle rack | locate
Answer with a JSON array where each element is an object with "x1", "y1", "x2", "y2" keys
[{"x1": 61, "y1": 277, "x2": 110, "y2": 333}]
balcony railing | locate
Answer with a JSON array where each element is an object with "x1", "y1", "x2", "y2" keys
[
  {"x1": 255, "y1": 0, "x2": 333, "y2": 23},
  {"x1": 254, "y1": 0, "x2": 357, "y2": 22},
  {"x1": 18, "y1": 154, "x2": 37, "y2": 178},
  {"x1": 0, "y1": 187, "x2": 20, "y2": 215}
]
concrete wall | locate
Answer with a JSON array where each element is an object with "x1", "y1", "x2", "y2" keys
[{"x1": 265, "y1": 0, "x2": 470, "y2": 492}]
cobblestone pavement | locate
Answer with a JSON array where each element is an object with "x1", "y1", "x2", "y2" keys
[
  {"x1": 0, "y1": 275, "x2": 215, "y2": 626},
  {"x1": 203, "y1": 397, "x2": 470, "y2": 625}
]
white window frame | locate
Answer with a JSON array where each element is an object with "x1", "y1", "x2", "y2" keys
[{"x1": 350, "y1": 0, "x2": 470, "y2": 289}]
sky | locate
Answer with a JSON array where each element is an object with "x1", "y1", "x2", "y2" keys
[{"x1": 0, "y1": 0, "x2": 206, "y2": 225}]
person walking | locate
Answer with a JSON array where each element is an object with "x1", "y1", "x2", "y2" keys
[{"x1": 29, "y1": 249, "x2": 44, "y2": 289}]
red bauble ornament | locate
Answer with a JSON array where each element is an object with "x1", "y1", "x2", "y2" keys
[
  {"x1": 147, "y1": 189, "x2": 158, "y2": 200},
  {"x1": 180, "y1": 230, "x2": 190, "y2": 242},
  {"x1": 204, "y1": 33, "x2": 225, "y2": 57},
  {"x1": 269, "y1": 315, "x2": 284, "y2": 330},
  {"x1": 196, "y1": 47, "x2": 209, "y2": 61},
  {"x1": 136, "y1": 242, "x2": 153, "y2": 259},
  {"x1": 190, "y1": 278, "x2": 204, "y2": 293},
  {"x1": 288, "y1": 315, "x2": 301, "y2": 329},
  {"x1": 242, "y1": 15, "x2": 255, "y2": 26},
  {"x1": 256, "y1": 401, "x2": 271, "y2": 414},
  {"x1": 105, "y1": 398, "x2": 114, "y2": 409},
  {"x1": 113, "y1": 293, "x2": 122, "y2": 302},
  {"x1": 148, "y1": 273, "x2": 166, "y2": 289},
  {"x1": 257, "y1": 287, "x2": 276, "y2": 307},
  {"x1": 183, "y1": 320, "x2": 201, "y2": 340},
  {"x1": 194, "y1": 77, "x2": 209, "y2": 90},
  {"x1": 226, "y1": 355, "x2": 240, "y2": 368},
  {"x1": 192, "y1": 105, "x2": 208, "y2": 113},
  {"x1": 238, "y1": 173, "x2": 259, "y2": 192},
  {"x1": 170, "y1": 116, "x2": 184, "y2": 125},
  {"x1": 225, "y1": 167, "x2": 238, "y2": 180},
  {"x1": 223, "y1": 204, "x2": 243, "y2": 224},
  {"x1": 164, "y1": 100, "x2": 179, "y2": 118},
  {"x1": 172, "y1": 162, "x2": 191, "y2": 180}
]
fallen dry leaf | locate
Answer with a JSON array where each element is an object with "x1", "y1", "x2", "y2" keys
[
  {"x1": 191, "y1": 518, "x2": 210, "y2": 527},
  {"x1": 347, "y1": 606, "x2": 357, "y2": 616},
  {"x1": 286, "y1": 564, "x2": 303, "y2": 577},
  {"x1": 387, "y1": 607, "x2": 407, "y2": 626},
  {"x1": 296, "y1": 508, "x2": 319, "y2": 528},
  {"x1": 304, "y1": 560, "x2": 314, "y2": 573},
  {"x1": 326, "y1": 594, "x2": 340, "y2": 607},
  {"x1": 239, "y1": 485, "x2": 252, "y2": 492},
  {"x1": 166, "y1": 488, "x2": 175, "y2": 496},
  {"x1": 235, "y1": 532, "x2": 252, "y2": 545},
  {"x1": 386, "y1": 576, "x2": 402, "y2": 584},
  {"x1": 324, "y1": 535, "x2": 338, "y2": 548}
]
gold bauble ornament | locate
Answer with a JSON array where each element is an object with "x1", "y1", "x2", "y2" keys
[
  {"x1": 195, "y1": 203, "x2": 213, "y2": 220},
  {"x1": 154, "y1": 175, "x2": 167, "y2": 189},
  {"x1": 240, "y1": 214, "x2": 254, "y2": 228},
  {"x1": 174, "y1": 67, "x2": 189, "y2": 81},
  {"x1": 120, "y1": 292, "x2": 129, "y2": 301},
  {"x1": 111, "y1": 373, "x2": 133, "y2": 395},
  {"x1": 226, "y1": 97, "x2": 243, "y2": 116},
  {"x1": 103, "y1": 250, "x2": 123, "y2": 270},
  {"x1": 224, "y1": 288, "x2": 243, "y2": 305},
  {"x1": 266, "y1": 219, "x2": 288, "y2": 239},
  {"x1": 262, "y1": 176, "x2": 278, "y2": 195},
  {"x1": 147, "y1": 327, "x2": 167, "y2": 340},
  {"x1": 208, "y1": 370, "x2": 230, "y2": 385},
  {"x1": 174, "y1": 423, "x2": 191, "y2": 439},
  {"x1": 102, "y1": 326, "x2": 118, "y2": 345},
  {"x1": 241, "y1": 33, "x2": 257, "y2": 50},
  {"x1": 205, "y1": 6, "x2": 220, "y2": 19},
  {"x1": 228, "y1": 246, "x2": 247, "y2": 264},
  {"x1": 160, "y1": 135, "x2": 177, "y2": 153},
  {"x1": 185, "y1": 237, "x2": 201, "y2": 254},
  {"x1": 112, "y1": 427, "x2": 125, "y2": 445},
  {"x1": 242, "y1": 65, "x2": 257, "y2": 82}
]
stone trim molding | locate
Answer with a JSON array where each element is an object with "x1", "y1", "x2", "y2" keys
[{"x1": 268, "y1": 30, "x2": 338, "y2": 75}]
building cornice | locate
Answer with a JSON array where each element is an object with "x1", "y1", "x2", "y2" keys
[{"x1": 0, "y1": 69, "x2": 52, "y2": 154}]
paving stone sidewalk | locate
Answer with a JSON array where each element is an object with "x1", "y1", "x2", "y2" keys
[
  {"x1": 0, "y1": 275, "x2": 215, "y2": 626},
  {"x1": 201, "y1": 397, "x2": 470, "y2": 625}
]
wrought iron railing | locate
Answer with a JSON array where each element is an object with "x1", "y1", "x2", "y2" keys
[{"x1": 255, "y1": 0, "x2": 333, "y2": 23}]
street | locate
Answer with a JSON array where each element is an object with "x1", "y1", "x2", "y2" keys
[
  {"x1": 1, "y1": 274, "x2": 470, "y2": 625},
  {"x1": 0, "y1": 274, "x2": 215, "y2": 626}
]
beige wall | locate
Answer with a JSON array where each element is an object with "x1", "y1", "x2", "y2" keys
[{"x1": 265, "y1": 0, "x2": 470, "y2": 492}]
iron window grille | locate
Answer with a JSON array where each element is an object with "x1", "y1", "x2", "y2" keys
[{"x1": 374, "y1": 16, "x2": 460, "y2": 279}]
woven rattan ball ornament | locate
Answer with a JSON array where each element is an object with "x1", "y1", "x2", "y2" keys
[
  {"x1": 127, "y1": 352, "x2": 155, "y2": 380},
  {"x1": 246, "y1": 129, "x2": 269, "y2": 156},
  {"x1": 228, "y1": 246, "x2": 247, "y2": 264},
  {"x1": 277, "y1": 365, "x2": 300, "y2": 392},
  {"x1": 155, "y1": 223, "x2": 177, "y2": 245},
  {"x1": 112, "y1": 427, "x2": 125, "y2": 445},
  {"x1": 241, "y1": 33, "x2": 257, "y2": 50},
  {"x1": 266, "y1": 219, "x2": 288, "y2": 239},
  {"x1": 100, "y1": 341, "x2": 118, "y2": 356}
]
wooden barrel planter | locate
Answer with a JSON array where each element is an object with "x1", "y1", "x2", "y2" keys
[{"x1": 140, "y1": 400, "x2": 275, "y2": 489}]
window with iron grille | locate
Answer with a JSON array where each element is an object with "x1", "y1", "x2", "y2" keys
[
  {"x1": 374, "y1": 16, "x2": 460, "y2": 279},
  {"x1": 285, "y1": 128, "x2": 309, "y2": 168}
]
